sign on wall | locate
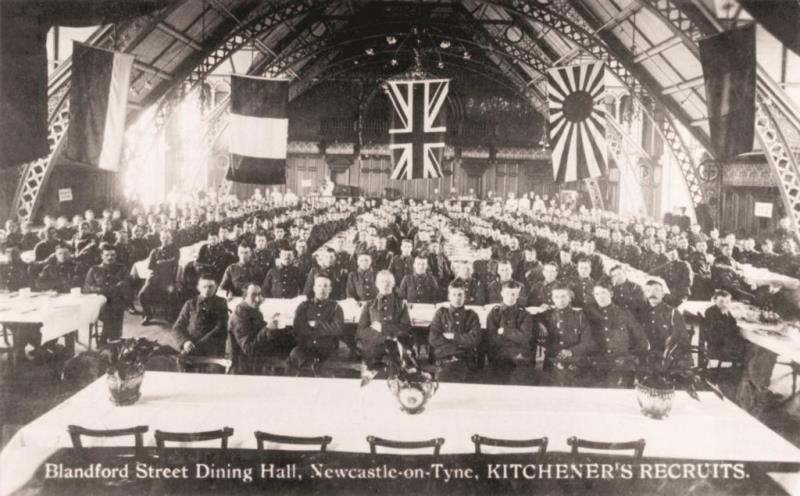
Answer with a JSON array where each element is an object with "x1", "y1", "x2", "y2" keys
[
  {"x1": 58, "y1": 188, "x2": 73, "y2": 202},
  {"x1": 754, "y1": 201, "x2": 773, "y2": 218}
]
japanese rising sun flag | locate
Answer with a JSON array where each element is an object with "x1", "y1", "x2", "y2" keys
[
  {"x1": 547, "y1": 62, "x2": 607, "y2": 183},
  {"x1": 386, "y1": 78, "x2": 449, "y2": 180}
]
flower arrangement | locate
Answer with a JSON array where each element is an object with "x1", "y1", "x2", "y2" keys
[
  {"x1": 635, "y1": 338, "x2": 723, "y2": 419},
  {"x1": 99, "y1": 338, "x2": 173, "y2": 406}
]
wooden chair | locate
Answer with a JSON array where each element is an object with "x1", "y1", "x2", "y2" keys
[
  {"x1": 254, "y1": 431, "x2": 332, "y2": 452},
  {"x1": 567, "y1": 437, "x2": 645, "y2": 459},
  {"x1": 154, "y1": 427, "x2": 234, "y2": 449},
  {"x1": 87, "y1": 321, "x2": 102, "y2": 350},
  {"x1": 366, "y1": 436, "x2": 444, "y2": 456},
  {"x1": 177, "y1": 355, "x2": 232, "y2": 374},
  {"x1": 471, "y1": 434, "x2": 548, "y2": 455},
  {"x1": 67, "y1": 425, "x2": 149, "y2": 457}
]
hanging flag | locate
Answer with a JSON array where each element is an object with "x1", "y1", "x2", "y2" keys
[
  {"x1": 699, "y1": 24, "x2": 756, "y2": 161},
  {"x1": 547, "y1": 62, "x2": 607, "y2": 183},
  {"x1": 226, "y1": 75, "x2": 288, "y2": 185},
  {"x1": 64, "y1": 42, "x2": 134, "y2": 171},
  {"x1": 386, "y1": 78, "x2": 448, "y2": 180},
  {"x1": 738, "y1": 1, "x2": 799, "y2": 56}
]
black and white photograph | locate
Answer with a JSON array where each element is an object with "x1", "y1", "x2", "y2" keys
[{"x1": 1, "y1": 0, "x2": 800, "y2": 494}]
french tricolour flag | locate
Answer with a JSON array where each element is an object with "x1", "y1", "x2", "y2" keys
[
  {"x1": 64, "y1": 42, "x2": 134, "y2": 171},
  {"x1": 226, "y1": 75, "x2": 289, "y2": 185}
]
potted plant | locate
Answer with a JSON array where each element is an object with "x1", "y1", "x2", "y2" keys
[
  {"x1": 99, "y1": 338, "x2": 172, "y2": 406},
  {"x1": 636, "y1": 338, "x2": 724, "y2": 419}
]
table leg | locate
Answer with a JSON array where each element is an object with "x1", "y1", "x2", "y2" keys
[{"x1": 64, "y1": 331, "x2": 76, "y2": 356}]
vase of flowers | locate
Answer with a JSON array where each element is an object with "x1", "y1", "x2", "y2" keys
[
  {"x1": 99, "y1": 338, "x2": 168, "y2": 406},
  {"x1": 361, "y1": 340, "x2": 439, "y2": 414},
  {"x1": 636, "y1": 338, "x2": 724, "y2": 419}
]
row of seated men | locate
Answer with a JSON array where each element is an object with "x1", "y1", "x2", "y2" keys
[
  {"x1": 465, "y1": 210, "x2": 799, "y2": 319},
  {"x1": 179, "y1": 267, "x2": 764, "y2": 401}
]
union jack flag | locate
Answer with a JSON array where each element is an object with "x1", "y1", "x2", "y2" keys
[{"x1": 386, "y1": 78, "x2": 449, "y2": 180}]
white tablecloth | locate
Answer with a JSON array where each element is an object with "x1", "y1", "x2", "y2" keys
[
  {"x1": 0, "y1": 292, "x2": 106, "y2": 342},
  {"x1": 679, "y1": 300, "x2": 800, "y2": 365},
  {"x1": 739, "y1": 264, "x2": 800, "y2": 291},
  {"x1": 2, "y1": 372, "x2": 799, "y2": 495}
]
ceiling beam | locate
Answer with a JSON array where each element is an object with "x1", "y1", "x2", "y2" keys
[
  {"x1": 661, "y1": 75, "x2": 704, "y2": 95},
  {"x1": 156, "y1": 21, "x2": 203, "y2": 51},
  {"x1": 632, "y1": 36, "x2": 682, "y2": 64}
]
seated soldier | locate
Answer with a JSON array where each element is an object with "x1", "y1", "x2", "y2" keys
[
  {"x1": 398, "y1": 256, "x2": 440, "y2": 303},
  {"x1": 428, "y1": 279, "x2": 482, "y2": 383},
  {"x1": 196, "y1": 232, "x2": 232, "y2": 282},
  {"x1": 570, "y1": 258, "x2": 596, "y2": 309},
  {"x1": 346, "y1": 252, "x2": 377, "y2": 301},
  {"x1": 522, "y1": 245, "x2": 543, "y2": 285},
  {"x1": 356, "y1": 270, "x2": 412, "y2": 380},
  {"x1": 37, "y1": 244, "x2": 83, "y2": 292},
  {"x1": 253, "y1": 232, "x2": 272, "y2": 271},
  {"x1": 484, "y1": 281, "x2": 536, "y2": 385},
  {"x1": 290, "y1": 275, "x2": 345, "y2": 371},
  {"x1": 486, "y1": 260, "x2": 527, "y2": 304},
  {"x1": 227, "y1": 283, "x2": 295, "y2": 374},
  {"x1": 83, "y1": 243, "x2": 131, "y2": 344},
  {"x1": 610, "y1": 265, "x2": 648, "y2": 323},
  {"x1": 702, "y1": 290, "x2": 780, "y2": 414},
  {"x1": 220, "y1": 243, "x2": 266, "y2": 298},
  {"x1": 452, "y1": 261, "x2": 486, "y2": 305},
  {"x1": 587, "y1": 282, "x2": 649, "y2": 388},
  {"x1": 0, "y1": 247, "x2": 30, "y2": 291},
  {"x1": 139, "y1": 230, "x2": 179, "y2": 324},
  {"x1": 388, "y1": 238, "x2": 415, "y2": 285},
  {"x1": 641, "y1": 280, "x2": 691, "y2": 360},
  {"x1": 526, "y1": 263, "x2": 558, "y2": 307},
  {"x1": 656, "y1": 248, "x2": 693, "y2": 307},
  {"x1": 303, "y1": 248, "x2": 346, "y2": 300},
  {"x1": 262, "y1": 248, "x2": 302, "y2": 298},
  {"x1": 541, "y1": 284, "x2": 593, "y2": 386},
  {"x1": 711, "y1": 244, "x2": 757, "y2": 303},
  {"x1": 426, "y1": 240, "x2": 453, "y2": 288},
  {"x1": 172, "y1": 274, "x2": 228, "y2": 357}
]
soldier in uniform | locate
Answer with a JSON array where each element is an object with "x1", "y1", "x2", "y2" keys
[
  {"x1": 452, "y1": 261, "x2": 487, "y2": 305},
  {"x1": 641, "y1": 280, "x2": 691, "y2": 362},
  {"x1": 622, "y1": 234, "x2": 642, "y2": 268},
  {"x1": 388, "y1": 239, "x2": 415, "y2": 285},
  {"x1": 253, "y1": 233, "x2": 273, "y2": 272},
  {"x1": 227, "y1": 283, "x2": 294, "y2": 374},
  {"x1": 582, "y1": 240, "x2": 605, "y2": 280},
  {"x1": 570, "y1": 258, "x2": 596, "y2": 309},
  {"x1": 356, "y1": 270, "x2": 412, "y2": 380},
  {"x1": 655, "y1": 248, "x2": 693, "y2": 306},
  {"x1": 484, "y1": 281, "x2": 536, "y2": 385},
  {"x1": 687, "y1": 239, "x2": 713, "y2": 300},
  {"x1": 303, "y1": 248, "x2": 346, "y2": 300},
  {"x1": 370, "y1": 236, "x2": 392, "y2": 271},
  {"x1": 505, "y1": 237, "x2": 525, "y2": 281},
  {"x1": 139, "y1": 230, "x2": 180, "y2": 324},
  {"x1": 557, "y1": 247, "x2": 577, "y2": 282},
  {"x1": 220, "y1": 244, "x2": 266, "y2": 298},
  {"x1": 587, "y1": 283, "x2": 649, "y2": 387},
  {"x1": 83, "y1": 243, "x2": 131, "y2": 343},
  {"x1": 429, "y1": 280, "x2": 482, "y2": 383},
  {"x1": 526, "y1": 263, "x2": 559, "y2": 307},
  {"x1": 609, "y1": 265, "x2": 648, "y2": 324},
  {"x1": 541, "y1": 284, "x2": 593, "y2": 386},
  {"x1": 172, "y1": 274, "x2": 228, "y2": 357},
  {"x1": 426, "y1": 240, "x2": 453, "y2": 288},
  {"x1": 293, "y1": 239, "x2": 313, "y2": 281},
  {"x1": 486, "y1": 260, "x2": 527, "y2": 304},
  {"x1": 522, "y1": 245, "x2": 543, "y2": 285},
  {"x1": 290, "y1": 276, "x2": 345, "y2": 371},
  {"x1": 346, "y1": 252, "x2": 378, "y2": 301},
  {"x1": 262, "y1": 248, "x2": 302, "y2": 298},
  {"x1": 37, "y1": 244, "x2": 84, "y2": 292},
  {"x1": 398, "y1": 256, "x2": 441, "y2": 303}
]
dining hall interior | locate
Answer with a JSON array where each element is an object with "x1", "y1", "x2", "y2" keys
[{"x1": 2, "y1": 0, "x2": 800, "y2": 494}]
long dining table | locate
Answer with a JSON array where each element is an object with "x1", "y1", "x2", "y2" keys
[{"x1": 1, "y1": 372, "x2": 799, "y2": 495}]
